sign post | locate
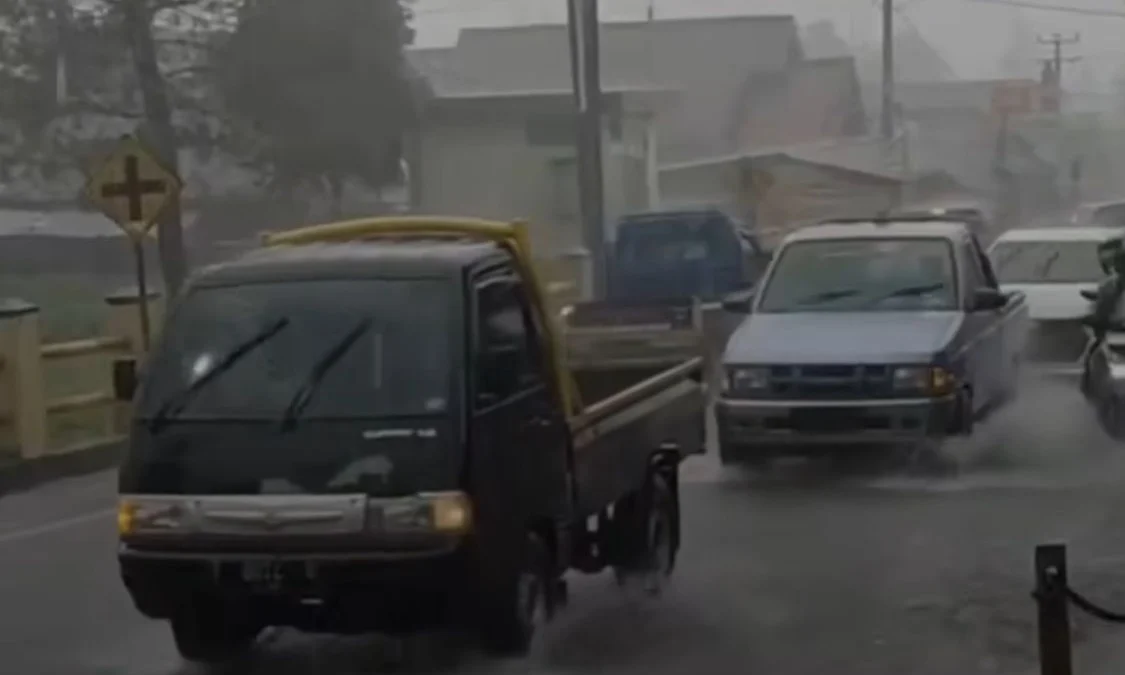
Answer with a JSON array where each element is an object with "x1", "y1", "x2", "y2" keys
[{"x1": 83, "y1": 134, "x2": 183, "y2": 351}]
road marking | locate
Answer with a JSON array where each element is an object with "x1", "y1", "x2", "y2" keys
[{"x1": 0, "y1": 508, "x2": 114, "y2": 546}]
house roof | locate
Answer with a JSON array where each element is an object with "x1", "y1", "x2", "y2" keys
[
  {"x1": 893, "y1": 79, "x2": 1041, "y2": 114},
  {"x1": 660, "y1": 135, "x2": 913, "y2": 182},
  {"x1": 904, "y1": 114, "x2": 1053, "y2": 194},
  {"x1": 406, "y1": 15, "x2": 803, "y2": 161},
  {"x1": 731, "y1": 57, "x2": 866, "y2": 150}
]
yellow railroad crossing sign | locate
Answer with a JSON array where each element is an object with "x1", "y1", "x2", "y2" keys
[{"x1": 84, "y1": 135, "x2": 182, "y2": 239}]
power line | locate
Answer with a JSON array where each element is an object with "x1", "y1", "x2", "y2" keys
[{"x1": 967, "y1": 0, "x2": 1125, "y2": 18}]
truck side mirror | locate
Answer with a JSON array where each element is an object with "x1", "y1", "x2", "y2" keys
[
  {"x1": 970, "y1": 288, "x2": 1007, "y2": 312},
  {"x1": 721, "y1": 289, "x2": 755, "y2": 314},
  {"x1": 113, "y1": 358, "x2": 138, "y2": 402}
]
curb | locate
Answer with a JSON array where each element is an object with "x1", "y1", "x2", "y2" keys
[{"x1": 0, "y1": 441, "x2": 124, "y2": 498}]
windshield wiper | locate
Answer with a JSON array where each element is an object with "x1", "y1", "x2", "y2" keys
[
  {"x1": 795, "y1": 289, "x2": 860, "y2": 306},
  {"x1": 870, "y1": 282, "x2": 946, "y2": 305},
  {"x1": 145, "y1": 317, "x2": 290, "y2": 434},
  {"x1": 279, "y1": 318, "x2": 371, "y2": 431}
]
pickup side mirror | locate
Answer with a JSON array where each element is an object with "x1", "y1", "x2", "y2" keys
[
  {"x1": 112, "y1": 357, "x2": 138, "y2": 402},
  {"x1": 970, "y1": 288, "x2": 1008, "y2": 312},
  {"x1": 721, "y1": 290, "x2": 755, "y2": 314}
]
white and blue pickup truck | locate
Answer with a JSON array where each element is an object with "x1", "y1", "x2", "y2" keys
[{"x1": 715, "y1": 217, "x2": 1029, "y2": 470}]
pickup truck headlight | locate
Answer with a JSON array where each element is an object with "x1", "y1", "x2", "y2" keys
[
  {"x1": 725, "y1": 366, "x2": 770, "y2": 393},
  {"x1": 374, "y1": 491, "x2": 473, "y2": 535},
  {"x1": 891, "y1": 366, "x2": 955, "y2": 396}
]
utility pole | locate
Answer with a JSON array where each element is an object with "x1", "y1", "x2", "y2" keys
[
  {"x1": 880, "y1": 0, "x2": 895, "y2": 139},
  {"x1": 1037, "y1": 32, "x2": 1081, "y2": 91},
  {"x1": 566, "y1": 0, "x2": 607, "y2": 297},
  {"x1": 121, "y1": 0, "x2": 188, "y2": 295}
]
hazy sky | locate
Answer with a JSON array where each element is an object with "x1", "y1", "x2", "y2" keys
[{"x1": 411, "y1": 0, "x2": 1125, "y2": 91}]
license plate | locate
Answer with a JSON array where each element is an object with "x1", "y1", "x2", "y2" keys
[
  {"x1": 242, "y1": 560, "x2": 283, "y2": 584},
  {"x1": 790, "y1": 408, "x2": 861, "y2": 433}
]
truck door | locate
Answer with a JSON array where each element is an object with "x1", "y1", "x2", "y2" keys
[
  {"x1": 470, "y1": 268, "x2": 570, "y2": 549},
  {"x1": 960, "y1": 237, "x2": 1003, "y2": 409}
]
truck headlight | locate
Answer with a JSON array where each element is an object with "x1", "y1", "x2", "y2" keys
[
  {"x1": 373, "y1": 491, "x2": 473, "y2": 535},
  {"x1": 891, "y1": 366, "x2": 954, "y2": 396},
  {"x1": 726, "y1": 366, "x2": 770, "y2": 393}
]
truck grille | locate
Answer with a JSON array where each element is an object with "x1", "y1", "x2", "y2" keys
[
  {"x1": 1025, "y1": 320, "x2": 1090, "y2": 364},
  {"x1": 767, "y1": 364, "x2": 893, "y2": 400}
]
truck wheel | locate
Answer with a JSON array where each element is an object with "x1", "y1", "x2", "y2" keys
[
  {"x1": 479, "y1": 531, "x2": 549, "y2": 657},
  {"x1": 613, "y1": 472, "x2": 677, "y2": 596},
  {"x1": 170, "y1": 606, "x2": 259, "y2": 664},
  {"x1": 1099, "y1": 396, "x2": 1125, "y2": 439},
  {"x1": 952, "y1": 388, "x2": 974, "y2": 436}
]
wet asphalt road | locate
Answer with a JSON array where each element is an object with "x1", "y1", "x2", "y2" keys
[{"x1": 9, "y1": 381, "x2": 1125, "y2": 675}]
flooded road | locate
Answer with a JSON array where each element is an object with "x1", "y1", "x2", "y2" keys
[{"x1": 6, "y1": 378, "x2": 1125, "y2": 675}]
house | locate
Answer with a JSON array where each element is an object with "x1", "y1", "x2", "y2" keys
[
  {"x1": 409, "y1": 86, "x2": 677, "y2": 253},
  {"x1": 729, "y1": 56, "x2": 867, "y2": 151},
  {"x1": 408, "y1": 15, "x2": 804, "y2": 165},
  {"x1": 658, "y1": 136, "x2": 961, "y2": 247}
]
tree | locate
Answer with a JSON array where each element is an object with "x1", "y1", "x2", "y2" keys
[
  {"x1": 213, "y1": 0, "x2": 420, "y2": 215},
  {"x1": 0, "y1": 0, "x2": 238, "y2": 188}
]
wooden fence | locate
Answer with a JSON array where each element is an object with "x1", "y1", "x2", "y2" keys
[{"x1": 0, "y1": 290, "x2": 162, "y2": 459}]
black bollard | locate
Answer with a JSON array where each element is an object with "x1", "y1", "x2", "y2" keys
[{"x1": 1035, "y1": 543, "x2": 1073, "y2": 675}]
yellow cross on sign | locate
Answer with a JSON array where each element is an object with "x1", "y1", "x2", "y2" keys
[{"x1": 83, "y1": 135, "x2": 182, "y2": 240}]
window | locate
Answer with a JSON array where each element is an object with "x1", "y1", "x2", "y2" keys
[
  {"x1": 989, "y1": 240, "x2": 1105, "y2": 284},
  {"x1": 474, "y1": 274, "x2": 541, "y2": 407},
  {"x1": 756, "y1": 238, "x2": 958, "y2": 313},
  {"x1": 136, "y1": 279, "x2": 453, "y2": 420}
]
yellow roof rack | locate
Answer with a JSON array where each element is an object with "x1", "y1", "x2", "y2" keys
[{"x1": 262, "y1": 216, "x2": 582, "y2": 415}]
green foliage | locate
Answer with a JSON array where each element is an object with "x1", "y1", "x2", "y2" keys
[{"x1": 213, "y1": 0, "x2": 420, "y2": 196}]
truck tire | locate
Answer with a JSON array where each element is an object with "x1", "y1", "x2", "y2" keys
[
  {"x1": 1098, "y1": 395, "x2": 1125, "y2": 440},
  {"x1": 952, "y1": 388, "x2": 974, "y2": 437},
  {"x1": 613, "y1": 472, "x2": 677, "y2": 596},
  {"x1": 170, "y1": 606, "x2": 259, "y2": 664},
  {"x1": 479, "y1": 531, "x2": 549, "y2": 657}
]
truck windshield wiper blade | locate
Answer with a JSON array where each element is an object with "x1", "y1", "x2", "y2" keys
[
  {"x1": 872, "y1": 282, "x2": 946, "y2": 303},
  {"x1": 279, "y1": 318, "x2": 371, "y2": 431},
  {"x1": 795, "y1": 288, "x2": 860, "y2": 306},
  {"x1": 145, "y1": 317, "x2": 290, "y2": 434}
]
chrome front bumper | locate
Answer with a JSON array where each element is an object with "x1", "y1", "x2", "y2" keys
[{"x1": 715, "y1": 395, "x2": 958, "y2": 447}]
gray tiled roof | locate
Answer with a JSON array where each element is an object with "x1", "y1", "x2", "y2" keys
[{"x1": 407, "y1": 15, "x2": 803, "y2": 162}]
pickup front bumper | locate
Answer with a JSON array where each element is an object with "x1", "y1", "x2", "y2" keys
[
  {"x1": 119, "y1": 542, "x2": 469, "y2": 632},
  {"x1": 715, "y1": 395, "x2": 958, "y2": 451}
]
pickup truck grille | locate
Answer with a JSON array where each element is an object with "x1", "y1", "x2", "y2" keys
[
  {"x1": 767, "y1": 364, "x2": 894, "y2": 400},
  {"x1": 1025, "y1": 320, "x2": 1090, "y2": 364}
]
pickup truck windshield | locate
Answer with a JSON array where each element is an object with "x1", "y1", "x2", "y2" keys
[
  {"x1": 757, "y1": 238, "x2": 958, "y2": 313},
  {"x1": 137, "y1": 278, "x2": 453, "y2": 421},
  {"x1": 990, "y1": 240, "x2": 1104, "y2": 284}
]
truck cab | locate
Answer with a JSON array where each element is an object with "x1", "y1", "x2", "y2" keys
[
  {"x1": 609, "y1": 208, "x2": 770, "y2": 303},
  {"x1": 715, "y1": 217, "x2": 1028, "y2": 470}
]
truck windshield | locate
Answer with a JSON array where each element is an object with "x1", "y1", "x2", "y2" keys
[
  {"x1": 990, "y1": 240, "x2": 1104, "y2": 284},
  {"x1": 137, "y1": 278, "x2": 453, "y2": 421},
  {"x1": 617, "y1": 215, "x2": 726, "y2": 266},
  {"x1": 757, "y1": 238, "x2": 958, "y2": 313}
]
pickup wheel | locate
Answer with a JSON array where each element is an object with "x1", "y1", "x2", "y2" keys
[
  {"x1": 170, "y1": 605, "x2": 259, "y2": 664},
  {"x1": 478, "y1": 531, "x2": 550, "y2": 657},
  {"x1": 613, "y1": 472, "x2": 677, "y2": 596},
  {"x1": 1098, "y1": 395, "x2": 1125, "y2": 440},
  {"x1": 952, "y1": 388, "x2": 975, "y2": 436}
]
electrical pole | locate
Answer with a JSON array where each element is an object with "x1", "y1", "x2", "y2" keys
[
  {"x1": 566, "y1": 0, "x2": 607, "y2": 297},
  {"x1": 121, "y1": 0, "x2": 188, "y2": 295},
  {"x1": 880, "y1": 0, "x2": 895, "y2": 139},
  {"x1": 1037, "y1": 32, "x2": 1081, "y2": 91}
]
